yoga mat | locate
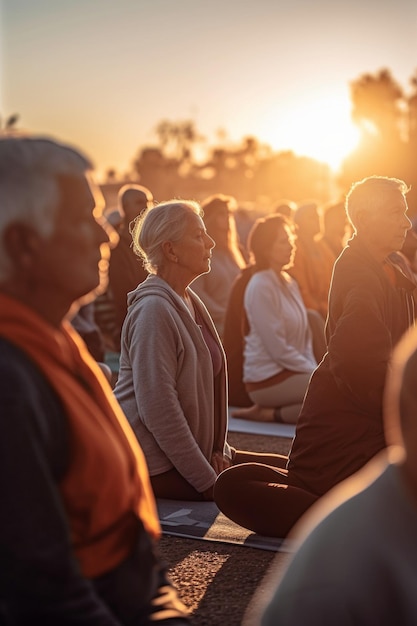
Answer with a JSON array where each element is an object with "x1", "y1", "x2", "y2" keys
[
  {"x1": 157, "y1": 499, "x2": 293, "y2": 553},
  {"x1": 228, "y1": 412, "x2": 296, "y2": 438}
]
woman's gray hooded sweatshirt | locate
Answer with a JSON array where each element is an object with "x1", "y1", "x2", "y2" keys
[{"x1": 115, "y1": 274, "x2": 231, "y2": 493}]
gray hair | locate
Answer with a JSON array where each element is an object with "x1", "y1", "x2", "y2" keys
[
  {"x1": 0, "y1": 136, "x2": 92, "y2": 281},
  {"x1": 131, "y1": 200, "x2": 202, "y2": 274},
  {"x1": 345, "y1": 175, "x2": 410, "y2": 232}
]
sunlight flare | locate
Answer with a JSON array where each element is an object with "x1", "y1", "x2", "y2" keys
[{"x1": 264, "y1": 92, "x2": 360, "y2": 172}]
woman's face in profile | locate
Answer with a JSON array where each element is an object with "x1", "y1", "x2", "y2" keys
[
  {"x1": 269, "y1": 224, "x2": 296, "y2": 271},
  {"x1": 173, "y1": 211, "x2": 215, "y2": 280}
]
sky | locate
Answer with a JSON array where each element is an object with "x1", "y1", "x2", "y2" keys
[{"x1": 2, "y1": 0, "x2": 417, "y2": 180}]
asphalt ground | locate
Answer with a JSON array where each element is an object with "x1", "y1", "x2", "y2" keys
[{"x1": 158, "y1": 431, "x2": 293, "y2": 626}]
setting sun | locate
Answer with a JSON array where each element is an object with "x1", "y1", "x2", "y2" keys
[{"x1": 262, "y1": 92, "x2": 361, "y2": 172}]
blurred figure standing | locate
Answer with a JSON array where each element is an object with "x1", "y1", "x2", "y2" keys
[
  {"x1": 192, "y1": 194, "x2": 246, "y2": 337},
  {"x1": 316, "y1": 200, "x2": 349, "y2": 261},
  {"x1": 288, "y1": 201, "x2": 330, "y2": 318},
  {"x1": 312, "y1": 200, "x2": 350, "y2": 321},
  {"x1": 289, "y1": 200, "x2": 349, "y2": 320},
  {"x1": 223, "y1": 263, "x2": 255, "y2": 408},
  {"x1": 107, "y1": 184, "x2": 153, "y2": 349}
]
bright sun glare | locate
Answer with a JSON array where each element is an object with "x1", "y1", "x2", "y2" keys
[{"x1": 264, "y1": 92, "x2": 360, "y2": 172}]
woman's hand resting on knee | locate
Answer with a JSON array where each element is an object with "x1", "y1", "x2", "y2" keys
[{"x1": 211, "y1": 451, "x2": 232, "y2": 474}]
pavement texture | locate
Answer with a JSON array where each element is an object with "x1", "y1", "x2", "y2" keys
[{"x1": 158, "y1": 431, "x2": 293, "y2": 626}]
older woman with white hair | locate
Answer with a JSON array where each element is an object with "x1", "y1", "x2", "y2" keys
[{"x1": 114, "y1": 200, "x2": 287, "y2": 501}]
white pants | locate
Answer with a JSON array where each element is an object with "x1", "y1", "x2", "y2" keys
[{"x1": 248, "y1": 372, "x2": 313, "y2": 424}]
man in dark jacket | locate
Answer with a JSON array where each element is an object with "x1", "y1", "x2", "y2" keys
[
  {"x1": 261, "y1": 324, "x2": 417, "y2": 626},
  {"x1": 214, "y1": 175, "x2": 415, "y2": 538},
  {"x1": 288, "y1": 175, "x2": 415, "y2": 496}
]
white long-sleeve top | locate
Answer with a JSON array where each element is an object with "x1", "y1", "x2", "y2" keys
[{"x1": 243, "y1": 268, "x2": 317, "y2": 383}]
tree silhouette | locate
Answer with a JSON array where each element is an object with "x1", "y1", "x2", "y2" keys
[
  {"x1": 154, "y1": 119, "x2": 205, "y2": 162},
  {"x1": 0, "y1": 113, "x2": 19, "y2": 132},
  {"x1": 131, "y1": 125, "x2": 332, "y2": 207},
  {"x1": 339, "y1": 68, "x2": 417, "y2": 210},
  {"x1": 350, "y1": 69, "x2": 403, "y2": 139},
  {"x1": 130, "y1": 69, "x2": 417, "y2": 209},
  {"x1": 408, "y1": 72, "x2": 417, "y2": 143}
]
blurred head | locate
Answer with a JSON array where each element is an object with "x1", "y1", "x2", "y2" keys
[
  {"x1": 248, "y1": 214, "x2": 296, "y2": 272},
  {"x1": 199, "y1": 193, "x2": 236, "y2": 246},
  {"x1": 321, "y1": 200, "x2": 349, "y2": 244},
  {"x1": 201, "y1": 194, "x2": 237, "y2": 231},
  {"x1": 384, "y1": 327, "x2": 417, "y2": 484},
  {"x1": 273, "y1": 199, "x2": 297, "y2": 221},
  {"x1": 0, "y1": 135, "x2": 110, "y2": 309},
  {"x1": 118, "y1": 183, "x2": 153, "y2": 225},
  {"x1": 131, "y1": 200, "x2": 214, "y2": 277},
  {"x1": 345, "y1": 176, "x2": 411, "y2": 257},
  {"x1": 200, "y1": 193, "x2": 245, "y2": 267},
  {"x1": 293, "y1": 201, "x2": 321, "y2": 241}
]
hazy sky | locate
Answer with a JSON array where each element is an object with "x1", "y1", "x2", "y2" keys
[{"x1": 2, "y1": 0, "x2": 417, "y2": 178}]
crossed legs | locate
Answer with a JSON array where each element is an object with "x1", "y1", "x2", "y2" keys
[{"x1": 214, "y1": 462, "x2": 318, "y2": 537}]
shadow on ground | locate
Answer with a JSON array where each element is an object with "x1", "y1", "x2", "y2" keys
[
  {"x1": 160, "y1": 535, "x2": 289, "y2": 625},
  {"x1": 158, "y1": 432, "x2": 293, "y2": 625}
]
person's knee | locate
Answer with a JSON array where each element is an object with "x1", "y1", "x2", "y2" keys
[{"x1": 214, "y1": 463, "x2": 286, "y2": 509}]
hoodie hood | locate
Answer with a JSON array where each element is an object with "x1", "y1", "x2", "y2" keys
[{"x1": 127, "y1": 274, "x2": 188, "y2": 313}]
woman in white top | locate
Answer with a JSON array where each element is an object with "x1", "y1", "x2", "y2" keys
[{"x1": 232, "y1": 214, "x2": 317, "y2": 423}]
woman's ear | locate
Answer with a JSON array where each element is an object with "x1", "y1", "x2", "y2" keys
[{"x1": 161, "y1": 240, "x2": 178, "y2": 263}]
